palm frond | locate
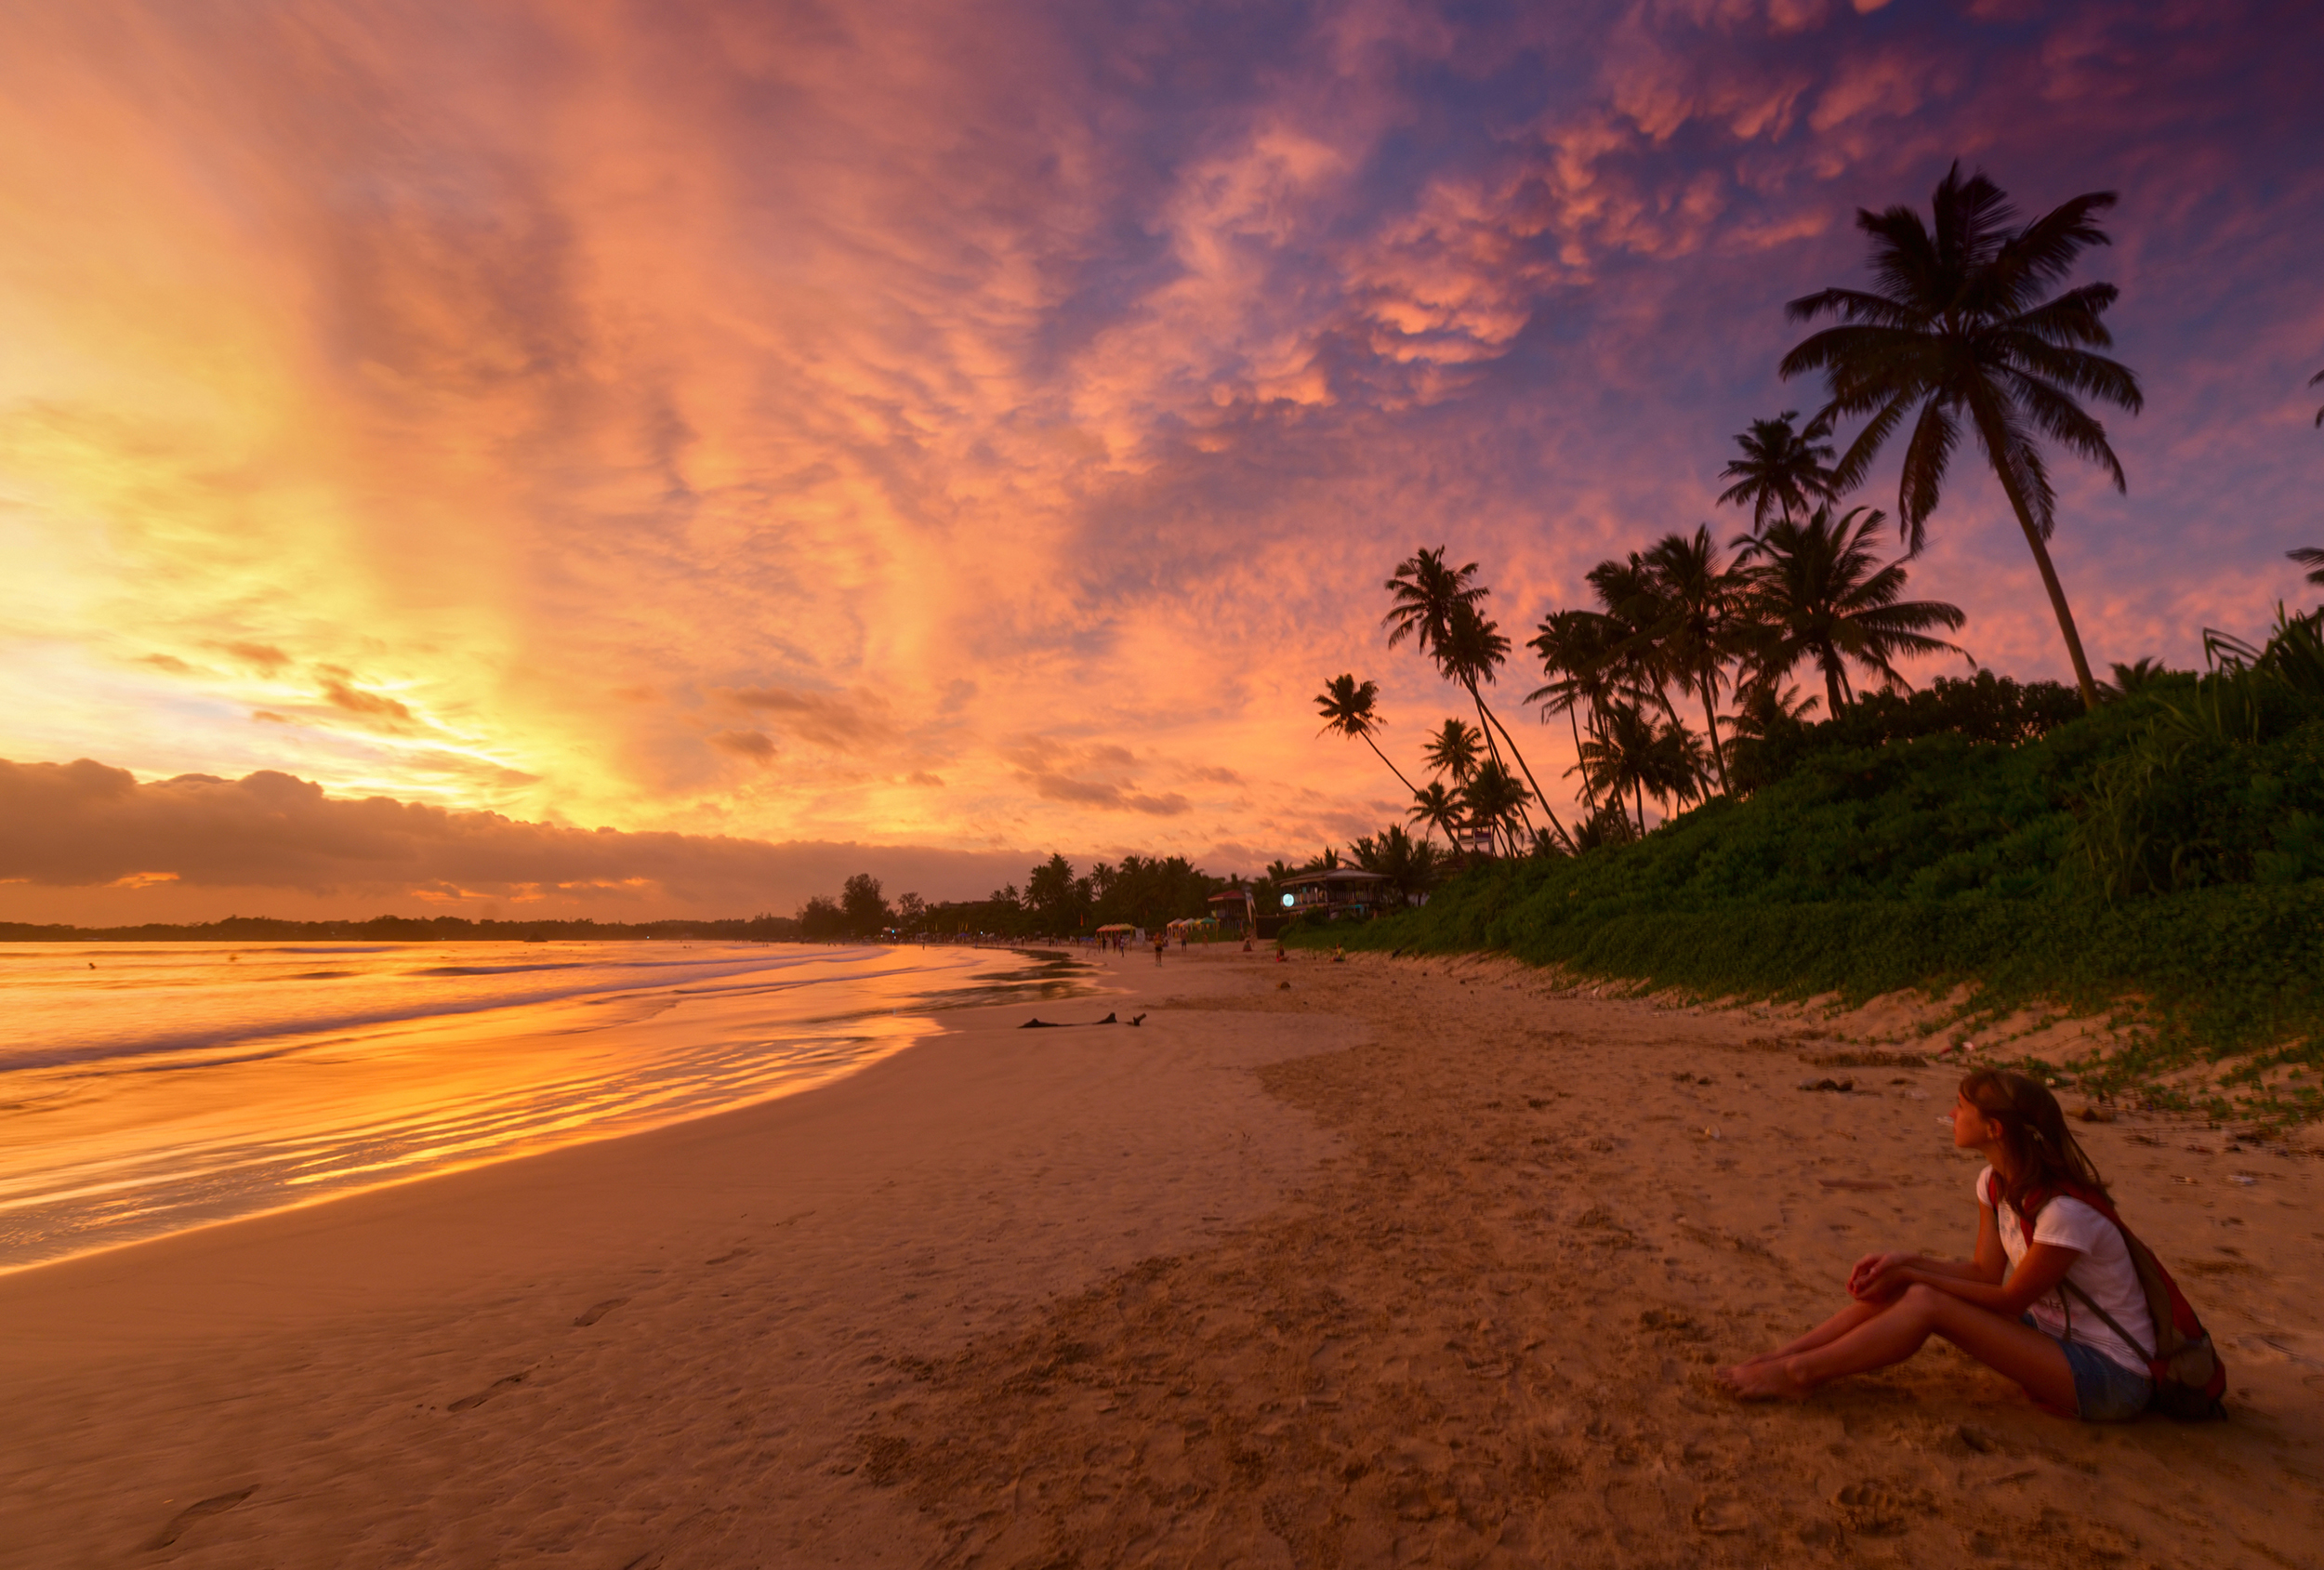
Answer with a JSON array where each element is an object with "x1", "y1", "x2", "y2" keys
[
  {"x1": 1826, "y1": 389, "x2": 1918, "y2": 495},
  {"x1": 1894, "y1": 397, "x2": 1960, "y2": 551},
  {"x1": 2000, "y1": 332, "x2": 2142, "y2": 415},
  {"x1": 2003, "y1": 368, "x2": 2129, "y2": 491},
  {"x1": 1989, "y1": 190, "x2": 2119, "y2": 300},
  {"x1": 2004, "y1": 284, "x2": 2126, "y2": 352}
]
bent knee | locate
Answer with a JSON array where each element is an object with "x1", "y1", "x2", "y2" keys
[{"x1": 1896, "y1": 1283, "x2": 1948, "y2": 1315}]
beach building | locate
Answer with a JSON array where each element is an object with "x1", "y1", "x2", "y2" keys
[
  {"x1": 1272, "y1": 867, "x2": 1393, "y2": 927},
  {"x1": 1206, "y1": 888, "x2": 1258, "y2": 934}
]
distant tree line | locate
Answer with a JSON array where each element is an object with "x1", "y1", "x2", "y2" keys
[
  {"x1": 795, "y1": 856, "x2": 1234, "y2": 941},
  {"x1": 790, "y1": 841, "x2": 1447, "y2": 943}
]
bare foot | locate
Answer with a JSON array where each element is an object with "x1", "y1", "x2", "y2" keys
[{"x1": 1718, "y1": 1358, "x2": 1814, "y2": 1402}]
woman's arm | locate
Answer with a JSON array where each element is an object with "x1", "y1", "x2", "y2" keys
[
  {"x1": 1848, "y1": 1207, "x2": 2012, "y2": 1300},
  {"x1": 1848, "y1": 1251, "x2": 1988, "y2": 1299},
  {"x1": 1880, "y1": 1236, "x2": 2080, "y2": 1317},
  {"x1": 1850, "y1": 1198, "x2": 2036, "y2": 1300}
]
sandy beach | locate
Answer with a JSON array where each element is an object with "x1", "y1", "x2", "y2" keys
[{"x1": 3, "y1": 946, "x2": 2319, "y2": 1568}]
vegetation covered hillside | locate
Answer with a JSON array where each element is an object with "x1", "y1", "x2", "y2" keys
[{"x1": 1329, "y1": 620, "x2": 2324, "y2": 1118}]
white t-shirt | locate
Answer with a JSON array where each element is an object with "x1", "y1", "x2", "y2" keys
[{"x1": 1976, "y1": 1167, "x2": 2154, "y2": 1375}]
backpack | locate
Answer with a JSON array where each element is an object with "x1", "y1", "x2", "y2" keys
[{"x1": 2020, "y1": 1179, "x2": 2227, "y2": 1421}]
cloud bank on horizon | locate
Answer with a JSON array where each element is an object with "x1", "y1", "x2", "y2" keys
[
  {"x1": 0, "y1": 758, "x2": 1038, "y2": 925},
  {"x1": 2, "y1": 0, "x2": 2319, "y2": 917}
]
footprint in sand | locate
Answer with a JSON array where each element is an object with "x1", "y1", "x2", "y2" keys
[
  {"x1": 1692, "y1": 1497, "x2": 1752, "y2": 1536},
  {"x1": 705, "y1": 1247, "x2": 752, "y2": 1266},
  {"x1": 448, "y1": 1373, "x2": 528, "y2": 1412},
  {"x1": 144, "y1": 1485, "x2": 257, "y2": 1550},
  {"x1": 574, "y1": 1298, "x2": 628, "y2": 1327}
]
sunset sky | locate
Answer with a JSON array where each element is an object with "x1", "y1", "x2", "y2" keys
[{"x1": 4, "y1": 0, "x2": 2321, "y2": 922}]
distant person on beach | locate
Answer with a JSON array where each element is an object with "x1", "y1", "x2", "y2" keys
[
  {"x1": 1152, "y1": 932, "x2": 1165, "y2": 965},
  {"x1": 1721, "y1": 1071, "x2": 2159, "y2": 1421}
]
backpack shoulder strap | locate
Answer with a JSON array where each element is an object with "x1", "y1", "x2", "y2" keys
[{"x1": 2059, "y1": 1277, "x2": 2156, "y2": 1366}]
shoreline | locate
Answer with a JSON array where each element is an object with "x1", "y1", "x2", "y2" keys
[
  {"x1": 0, "y1": 946, "x2": 1332, "y2": 1567},
  {"x1": 0, "y1": 942, "x2": 1088, "y2": 1278},
  {"x1": 5, "y1": 946, "x2": 2317, "y2": 1567}
]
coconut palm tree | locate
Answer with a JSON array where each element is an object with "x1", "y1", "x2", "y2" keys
[
  {"x1": 1459, "y1": 760, "x2": 1533, "y2": 858},
  {"x1": 1731, "y1": 504, "x2": 1969, "y2": 718},
  {"x1": 2311, "y1": 369, "x2": 2323, "y2": 429},
  {"x1": 1384, "y1": 548, "x2": 1572, "y2": 850},
  {"x1": 1314, "y1": 674, "x2": 1418, "y2": 795},
  {"x1": 1640, "y1": 525, "x2": 1749, "y2": 794},
  {"x1": 1727, "y1": 679, "x2": 1820, "y2": 740},
  {"x1": 1406, "y1": 780, "x2": 1465, "y2": 852},
  {"x1": 1421, "y1": 717, "x2": 1484, "y2": 785},
  {"x1": 1569, "y1": 802, "x2": 1638, "y2": 853},
  {"x1": 1571, "y1": 702, "x2": 1704, "y2": 836},
  {"x1": 1351, "y1": 824, "x2": 1441, "y2": 905},
  {"x1": 1385, "y1": 548, "x2": 1507, "y2": 772},
  {"x1": 1779, "y1": 163, "x2": 2143, "y2": 710},
  {"x1": 1526, "y1": 608, "x2": 1628, "y2": 811},
  {"x1": 2098, "y1": 656, "x2": 2175, "y2": 698},
  {"x1": 2291, "y1": 547, "x2": 2324, "y2": 587},
  {"x1": 1715, "y1": 410, "x2": 1837, "y2": 529},
  {"x1": 1581, "y1": 554, "x2": 1689, "y2": 731}
]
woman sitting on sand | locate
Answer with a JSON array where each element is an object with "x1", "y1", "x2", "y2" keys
[{"x1": 1720, "y1": 1070, "x2": 2155, "y2": 1421}]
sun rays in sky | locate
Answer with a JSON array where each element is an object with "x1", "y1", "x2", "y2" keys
[{"x1": 3, "y1": 0, "x2": 2320, "y2": 919}]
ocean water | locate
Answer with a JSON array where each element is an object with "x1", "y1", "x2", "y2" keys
[{"x1": 0, "y1": 941, "x2": 1090, "y2": 1273}]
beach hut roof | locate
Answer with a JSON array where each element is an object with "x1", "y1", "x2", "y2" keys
[
  {"x1": 1277, "y1": 867, "x2": 1392, "y2": 891},
  {"x1": 1093, "y1": 922, "x2": 1136, "y2": 933}
]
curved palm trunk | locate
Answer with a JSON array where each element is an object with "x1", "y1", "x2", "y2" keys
[
  {"x1": 1969, "y1": 402, "x2": 2103, "y2": 710},
  {"x1": 1816, "y1": 645, "x2": 1848, "y2": 719},
  {"x1": 1646, "y1": 674, "x2": 1687, "y2": 732},
  {"x1": 1565, "y1": 707, "x2": 1596, "y2": 811},
  {"x1": 1465, "y1": 689, "x2": 1539, "y2": 845},
  {"x1": 1472, "y1": 688, "x2": 1574, "y2": 851},
  {"x1": 1695, "y1": 667, "x2": 1731, "y2": 796},
  {"x1": 1365, "y1": 735, "x2": 1419, "y2": 797}
]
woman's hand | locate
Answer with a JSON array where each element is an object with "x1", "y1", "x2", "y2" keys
[{"x1": 1847, "y1": 1251, "x2": 1918, "y2": 1301}]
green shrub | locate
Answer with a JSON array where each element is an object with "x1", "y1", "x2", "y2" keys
[{"x1": 1322, "y1": 654, "x2": 2324, "y2": 1088}]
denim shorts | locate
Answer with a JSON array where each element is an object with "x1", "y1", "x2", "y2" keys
[{"x1": 2024, "y1": 1314, "x2": 2153, "y2": 1421}]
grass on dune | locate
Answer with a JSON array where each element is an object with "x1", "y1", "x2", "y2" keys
[{"x1": 1301, "y1": 676, "x2": 2324, "y2": 1124}]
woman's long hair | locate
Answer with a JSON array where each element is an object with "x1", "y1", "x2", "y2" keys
[{"x1": 1960, "y1": 1069, "x2": 2108, "y2": 1216}]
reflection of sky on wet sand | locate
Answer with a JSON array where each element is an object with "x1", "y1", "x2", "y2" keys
[
  {"x1": 2, "y1": 2, "x2": 2320, "y2": 919},
  {"x1": 0, "y1": 943, "x2": 1090, "y2": 1272}
]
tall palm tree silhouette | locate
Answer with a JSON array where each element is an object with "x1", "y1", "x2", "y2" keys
[
  {"x1": 1573, "y1": 702, "x2": 1702, "y2": 837},
  {"x1": 1781, "y1": 164, "x2": 2141, "y2": 710},
  {"x1": 1459, "y1": 761, "x2": 1532, "y2": 858},
  {"x1": 1716, "y1": 411, "x2": 1837, "y2": 529},
  {"x1": 1314, "y1": 674, "x2": 1417, "y2": 795},
  {"x1": 1640, "y1": 526, "x2": 1748, "y2": 794},
  {"x1": 1406, "y1": 780, "x2": 1465, "y2": 852},
  {"x1": 1384, "y1": 548, "x2": 1571, "y2": 850},
  {"x1": 2311, "y1": 368, "x2": 2322, "y2": 429},
  {"x1": 1733, "y1": 505, "x2": 1968, "y2": 717},
  {"x1": 1421, "y1": 718, "x2": 1484, "y2": 785},
  {"x1": 2290, "y1": 547, "x2": 2324, "y2": 588},
  {"x1": 1526, "y1": 608, "x2": 1633, "y2": 812},
  {"x1": 1581, "y1": 554, "x2": 1688, "y2": 731}
]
